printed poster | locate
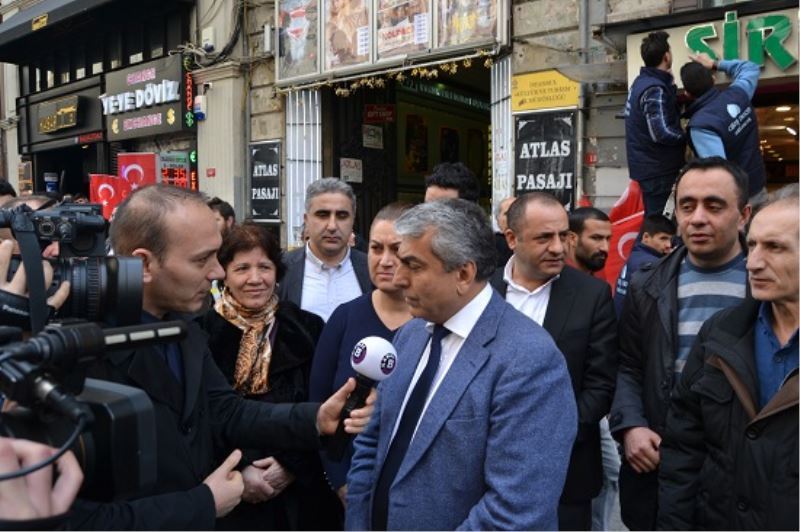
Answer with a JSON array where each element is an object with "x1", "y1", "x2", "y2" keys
[
  {"x1": 376, "y1": 0, "x2": 430, "y2": 58},
  {"x1": 437, "y1": 0, "x2": 497, "y2": 48},
  {"x1": 324, "y1": 0, "x2": 370, "y2": 69},
  {"x1": 514, "y1": 110, "x2": 576, "y2": 208},
  {"x1": 278, "y1": 0, "x2": 319, "y2": 79}
]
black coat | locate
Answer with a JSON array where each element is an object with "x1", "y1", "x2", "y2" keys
[
  {"x1": 490, "y1": 265, "x2": 618, "y2": 502},
  {"x1": 69, "y1": 315, "x2": 321, "y2": 530},
  {"x1": 657, "y1": 298, "x2": 798, "y2": 530},
  {"x1": 200, "y1": 302, "x2": 343, "y2": 530},
  {"x1": 277, "y1": 246, "x2": 371, "y2": 309}
]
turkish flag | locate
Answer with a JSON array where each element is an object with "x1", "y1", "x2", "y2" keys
[
  {"x1": 117, "y1": 153, "x2": 158, "y2": 191},
  {"x1": 598, "y1": 180, "x2": 645, "y2": 292},
  {"x1": 90, "y1": 174, "x2": 132, "y2": 220}
]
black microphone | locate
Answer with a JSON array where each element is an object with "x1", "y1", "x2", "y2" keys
[{"x1": 327, "y1": 336, "x2": 398, "y2": 461}]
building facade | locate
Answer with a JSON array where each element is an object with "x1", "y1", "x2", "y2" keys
[{"x1": 0, "y1": 0, "x2": 796, "y2": 246}]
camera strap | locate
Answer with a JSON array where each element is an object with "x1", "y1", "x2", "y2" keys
[{"x1": 10, "y1": 212, "x2": 49, "y2": 334}]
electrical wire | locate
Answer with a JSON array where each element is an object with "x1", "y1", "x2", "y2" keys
[{"x1": 0, "y1": 416, "x2": 87, "y2": 481}]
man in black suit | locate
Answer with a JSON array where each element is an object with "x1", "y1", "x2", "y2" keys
[
  {"x1": 278, "y1": 178, "x2": 370, "y2": 321},
  {"x1": 490, "y1": 191, "x2": 617, "y2": 531},
  {"x1": 68, "y1": 185, "x2": 373, "y2": 529}
]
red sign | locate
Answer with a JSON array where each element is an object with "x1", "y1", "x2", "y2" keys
[
  {"x1": 78, "y1": 131, "x2": 103, "y2": 144},
  {"x1": 364, "y1": 104, "x2": 396, "y2": 124},
  {"x1": 117, "y1": 152, "x2": 158, "y2": 191},
  {"x1": 206, "y1": 167, "x2": 216, "y2": 178},
  {"x1": 89, "y1": 174, "x2": 132, "y2": 220}
]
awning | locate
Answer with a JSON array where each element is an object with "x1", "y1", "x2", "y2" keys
[
  {"x1": 0, "y1": 0, "x2": 193, "y2": 63},
  {"x1": 0, "y1": 0, "x2": 113, "y2": 59}
]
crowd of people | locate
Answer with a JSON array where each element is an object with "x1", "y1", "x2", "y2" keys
[{"x1": 0, "y1": 29, "x2": 796, "y2": 532}]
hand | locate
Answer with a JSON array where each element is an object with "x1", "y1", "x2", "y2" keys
[
  {"x1": 623, "y1": 426, "x2": 662, "y2": 473},
  {"x1": 240, "y1": 464, "x2": 275, "y2": 504},
  {"x1": 0, "y1": 437, "x2": 83, "y2": 520},
  {"x1": 203, "y1": 449, "x2": 244, "y2": 518},
  {"x1": 337, "y1": 484, "x2": 348, "y2": 508},
  {"x1": 253, "y1": 457, "x2": 295, "y2": 497},
  {"x1": 689, "y1": 52, "x2": 716, "y2": 70},
  {"x1": 0, "y1": 240, "x2": 71, "y2": 310},
  {"x1": 316, "y1": 377, "x2": 377, "y2": 436}
]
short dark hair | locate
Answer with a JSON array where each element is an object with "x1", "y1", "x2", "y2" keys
[
  {"x1": 680, "y1": 61, "x2": 714, "y2": 98},
  {"x1": 0, "y1": 181, "x2": 17, "y2": 198},
  {"x1": 506, "y1": 192, "x2": 564, "y2": 233},
  {"x1": 641, "y1": 213, "x2": 676, "y2": 236},
  {"x1": 217, "y1": 222, "x2": 286, "y2": 283},
  {"x1": 641, "y1": 31, "x2": 670, "y2": 68},
  {"x1": 424, "y1": 162, "x2": 480, "y2": 202},
  {"x1": 110, "y1": 184, "x2": 208, "y2": 260},
  {"x1": 569, "y1": 207, "x2": 610, "y2": 234},
  {"x1": 207, "y1": 197, "x2": 235, "y2": 221},
  {"x1": 675, "y1": 157, "x2": 749, "y2": 210}
]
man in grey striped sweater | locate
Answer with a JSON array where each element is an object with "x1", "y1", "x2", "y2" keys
[{"x1": 609, "y1": 157, "x2": 751, "y2": 530}]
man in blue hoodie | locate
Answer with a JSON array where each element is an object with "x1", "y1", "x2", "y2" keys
[
  {"x1": 624, "y1": 31, "x2": 687, "y2": 216},
  {"x1": 614, "y1": 214, "x2": 676, "y2": 316},
  {"x1": 681, "y1": 52, "x2": 767, "y2": 204}
]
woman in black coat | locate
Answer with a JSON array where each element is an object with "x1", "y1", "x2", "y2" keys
[{"x1": 201, "y1": 222, "x2": 342, "y2": 530}]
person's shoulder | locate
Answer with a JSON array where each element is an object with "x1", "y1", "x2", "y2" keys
[
  {"x1": 279, "y1": 299, "x2": 324, "y2": 327},
  {"x1": 559, "y1": 265, "x2": 607, "y2": 290},
  {"x1": 283, "y1": 246, "x2": 305, "y2": 264}
]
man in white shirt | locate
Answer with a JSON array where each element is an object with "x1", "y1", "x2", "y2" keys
[
  {"x1": 489, "y1": 191, "x2": 618, "y2": 531},
  {"x1": 346, "y1": 198, "x2": 576, "y2": 530},
  {"x1": 278, "y1": 178, "x2": 371, "y2": 321}
]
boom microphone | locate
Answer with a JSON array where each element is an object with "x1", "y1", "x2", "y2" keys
[{"x1": 327, "y1": 336, "x2": 398, "y2": 460}]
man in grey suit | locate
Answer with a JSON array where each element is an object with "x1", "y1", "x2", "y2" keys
[
  {"x1": 346, "y1": 199, "x2": 577, "y2": 530},
  {"x1": 277, "y1": 178, "x2": 371, "y2": 321}
]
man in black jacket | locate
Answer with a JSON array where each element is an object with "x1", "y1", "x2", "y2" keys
[
  {"x1": 610, "y1": 157, "x2": 751, "y2": 530},
  {"x1": 68, "y1": 185, "x2": 373, "y2": 530},
  {"x1": 489, "y1": 192, "x2": 617, "y2": 530},
  {"x1": 657, "y1": 185, "x2": 798, "y2": 530}
]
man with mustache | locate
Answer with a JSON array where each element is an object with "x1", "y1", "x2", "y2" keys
[
  {"x1": 610, "y1": 157, "x2": 751, "y2": 530},
  {"x1": 278, "y1": 178, "x2": 371, "y2": 321},
  {"x1": 568, "y1": 207, "x2": 612, "y2": 276},
  {"x1": 489, "y1": 192, "x2": 617, "y2": 530},
  {"x1": 657, "y1": 183, "x2": 798, "y2": 530}
]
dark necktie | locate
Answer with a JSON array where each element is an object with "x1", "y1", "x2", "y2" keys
[
  {"x1": 163, "y1": 342, "x2": 184, "y2": 385},
  {"x1": 372, "y1": 324, "x2": 449, "y2": 530}
]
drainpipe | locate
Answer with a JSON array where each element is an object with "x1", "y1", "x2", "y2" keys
[{"x1": 576, "y1": 0, "x2": 590, "y2": 205}]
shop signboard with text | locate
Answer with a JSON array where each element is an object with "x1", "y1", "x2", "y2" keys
[
  {"x1": 250, "y1": 141, "x2": 282, "y2": 222},
  {"x1": 626, "y1": 7, "x2": 798, "y2": 88},
  {"x1": 514, "y1": 110, "x2": 576, "y2": 209},
  {"x1": 101, "y1": 55, "x2": 195, "y2": 141}
]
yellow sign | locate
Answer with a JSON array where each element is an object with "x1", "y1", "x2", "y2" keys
[
  {"x1": 32, "y1": 14, "x2": 48, "y2": 31},
  {"x1": 511, "y1": 70, "x2": 579, "y2": 112}
]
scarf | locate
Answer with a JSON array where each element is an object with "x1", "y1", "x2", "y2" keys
[{"x1": 214, "y1": 287, "x2": 279, "y2": 395}]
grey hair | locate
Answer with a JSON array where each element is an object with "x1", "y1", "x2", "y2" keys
[
  {"x1": 305, "y1": 177, "x2": 356, "y2": 213},
  {"x1": 751, "y1": 183, "x2": 800, "y2": 221},
  {"x1": 395, "y1": 198, "x2": 496, "y2": 280}
]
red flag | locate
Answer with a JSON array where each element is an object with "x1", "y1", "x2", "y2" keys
[
  {"x1": 89, "y1": 174, "x2": 131, "y2": 220},
  {"x1": 608, "y1": 180, "x2": 644, "y2": 223},
  {"x1": 118, "y1": 152, "x2": 158, "y2": 191}
]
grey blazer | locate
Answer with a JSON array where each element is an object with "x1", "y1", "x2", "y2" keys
[{"x1": 277, "y1": 246, "x2": 372, "y2": 308}]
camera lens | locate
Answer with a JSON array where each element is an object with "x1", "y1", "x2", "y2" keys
[
  {"x1": 61, "y1": 257, "x2": 143, "y2": 326},
  {"x1": 37, "y1": 220, "x2": 56, "y2": 236}
]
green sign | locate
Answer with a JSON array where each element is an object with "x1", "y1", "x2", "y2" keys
[{"x1": 686, "y1": 10, "x2": 797, "y2": 71}]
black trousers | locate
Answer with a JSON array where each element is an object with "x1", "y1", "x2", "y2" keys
[
  {"x1": 558, "y1": 499, "x2": 592, "y2": 531},
  {"x1": 618, "y1": 460, "x2": 659, "y2": 531}
]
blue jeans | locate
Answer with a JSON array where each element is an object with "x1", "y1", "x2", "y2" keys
[{"x1": 591, "y1": 417, "x2": 620, "y2": 531}]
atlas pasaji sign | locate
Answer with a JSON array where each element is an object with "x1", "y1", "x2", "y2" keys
[{"x1": 100, "y1": 55, "x2": 195, "y2": 141}]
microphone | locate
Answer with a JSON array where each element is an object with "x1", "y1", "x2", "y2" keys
[{"x1": 327, "y1": 336, "x2": 398, "y2": 461}]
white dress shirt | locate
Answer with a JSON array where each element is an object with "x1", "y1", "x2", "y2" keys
[
  {"x1": 390, "y1": 283, "x2": 494, "y2": 443},
  {"x1": 300, "y1": 243, "x2": 362, "y2": 321},
  {"x1": 502, "y1": 256, "x2": 558, "y2": 326}
]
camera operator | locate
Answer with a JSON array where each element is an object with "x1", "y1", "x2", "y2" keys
[
  {"x1": 67, "y1": 185, "x2": 375, "y2": 530},
  {"x1": 0, "y1": 235, "x2": 81, "y2": 528}
]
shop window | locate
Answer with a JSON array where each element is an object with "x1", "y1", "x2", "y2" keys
[
  {"x1": 127, "y1": 26, "x2": 144, "y2": 64},
  {"x1": 108, "y1": 32, "x2": 123, "y2": 70},
  {"x1": 148, "y1": 17, "x2": 165, "y2": 58},
  {"x1": 89, "y1": 36, "x2": 104, "y2": 75},
  {"x1": 73, "y1": 43, "x2": 86, "y2": 80},
  {"x1": 57, "y1": 49, "x2": 70, "y2": 85}
]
